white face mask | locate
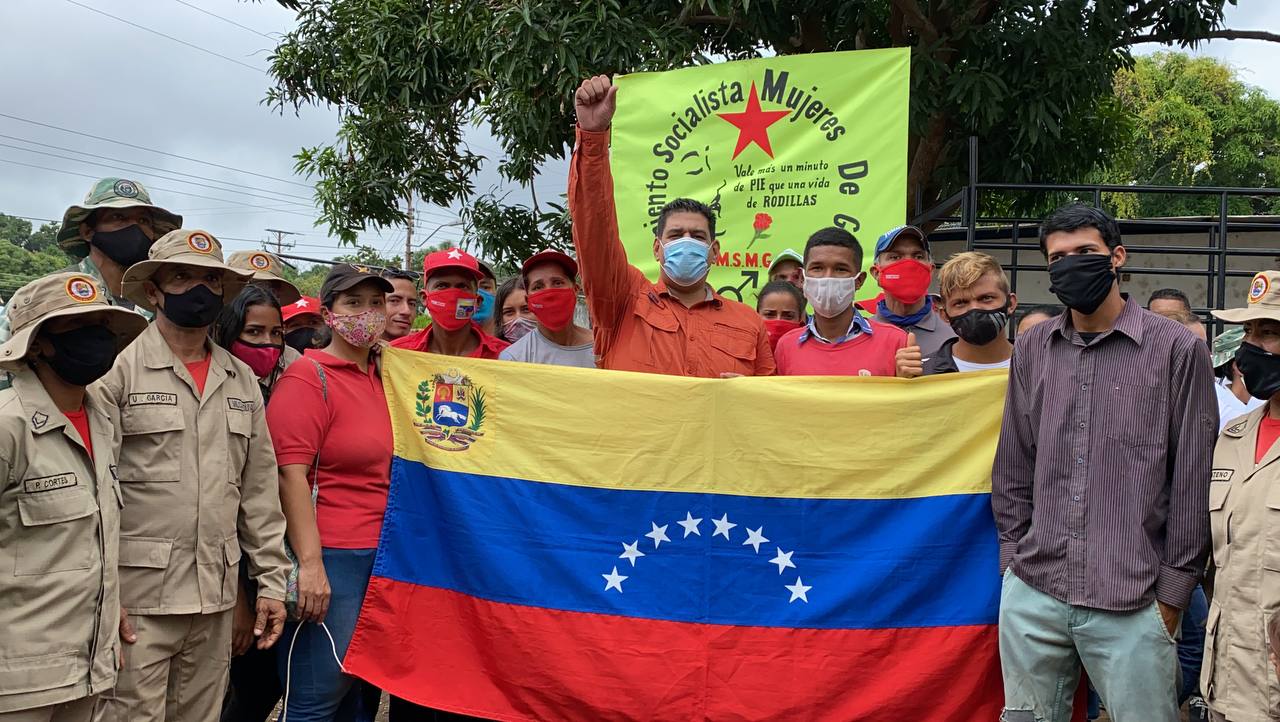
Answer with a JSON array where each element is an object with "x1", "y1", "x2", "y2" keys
[{"x1": 803, "y1": 274, "x2": 858, "y2": 318}]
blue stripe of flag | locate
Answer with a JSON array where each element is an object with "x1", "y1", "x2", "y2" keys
[{"x1": 375, "y1": 458, "x2": 1000, "y2": 630}]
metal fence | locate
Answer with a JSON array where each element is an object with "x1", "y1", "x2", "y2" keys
[{"x1": 915, "y1": 138, "x2": 1280, "y2": 318}]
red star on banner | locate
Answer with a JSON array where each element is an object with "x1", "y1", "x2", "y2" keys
[{"x1": 716, "y1": 82, "x2": 791, "y2": 160}]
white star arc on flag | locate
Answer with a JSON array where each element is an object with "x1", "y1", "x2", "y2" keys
[{"x1": 599, "y1": 512, "x2": 814, "y2": 604}]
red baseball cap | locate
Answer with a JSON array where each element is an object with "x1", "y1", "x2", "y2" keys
[
  {"x1": 283, "y1": 295, "x2": 322, "y2": 322},
  {"x1": 521, "y1": 249, "x2": 578, "y2": 280},
  {"x1": 422, "y1": 247, "x2": 483, "y2": 281}
]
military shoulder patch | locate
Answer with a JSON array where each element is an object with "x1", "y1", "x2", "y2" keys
[{"x1": 1225, "y1": 420, "x2": 1249, "y2": 437}]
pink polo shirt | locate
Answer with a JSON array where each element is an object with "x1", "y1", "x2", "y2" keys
[{"x1": 773, "y1": 321, "x2": 907, "y2": 377}]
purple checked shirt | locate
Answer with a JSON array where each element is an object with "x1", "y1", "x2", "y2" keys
[{"x1": 992, "y1": 297, "x2": 1217, "y2": 611}]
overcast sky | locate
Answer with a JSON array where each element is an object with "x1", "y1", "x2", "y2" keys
[{"x1": 0, "y1": 1, "x2": 1275, "y2": 266}]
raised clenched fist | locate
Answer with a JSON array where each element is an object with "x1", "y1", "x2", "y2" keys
[{"x1": 575, "y1": 75, "x2": 618, "y2": 133}]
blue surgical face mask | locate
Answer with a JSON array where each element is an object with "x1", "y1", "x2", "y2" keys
[
  {"x1": 473, "y1": 289, "x2": 495, "y2": 323},
  {"x1": 660, "y1": 237, "x2": 711, "y2": 287}
]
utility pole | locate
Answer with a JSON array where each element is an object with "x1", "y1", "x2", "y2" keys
[
  {"x1": 403, "y1": 197, "x2": 415, "y2": 271},
  {"x1": 263, "y1": 228, "x2": 299, "y2": 255}
]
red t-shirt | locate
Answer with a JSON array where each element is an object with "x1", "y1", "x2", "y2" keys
[
  {"x1": 185, "y1": 355, "x2": 212, "y2": 395},
  {"x1": 1256, "y1": 416, "x2": 1280, "y2": 464},
  {"x1": 391, "y1": 323, "x2": 510, "y2": 359},
  {"x1": 773, "y1": 321, "x2": 908, "y2": 377},
  {"x1": 266, "y1": 350, "x2": 393, "y2": 549},
  {"x1": 63, "y1": 408, "x2": 93, "y2": 461}
]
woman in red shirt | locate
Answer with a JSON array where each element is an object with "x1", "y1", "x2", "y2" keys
[{"x1": 266, "y1": 264, "x2": 394, "y2": 720}]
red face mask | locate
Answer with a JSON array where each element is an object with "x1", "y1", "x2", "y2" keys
[
  {"x1": 877, "y1": 259, "x2": 932, "y2": 305},
  {"x1": 763, "y1": 319, "x2": 803, "y2": 351},
  {"x1": 425, "y1": 288, "x2": 478, "y2": 332},
  {"x1": 526, "y1": 287, "x2": 577, "y2": 331},
  {"x1": 230, "y1": 340, "x2": 282, "y2": 379}
]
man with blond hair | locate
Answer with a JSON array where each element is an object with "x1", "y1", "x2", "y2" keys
[{"x1": 897, "y1": 251, "x2": 1016, "y2": 377}]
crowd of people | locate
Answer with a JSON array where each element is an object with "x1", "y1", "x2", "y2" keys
[{"x1": 0, "y1": 72, "x2": 1277, "y2": 722}]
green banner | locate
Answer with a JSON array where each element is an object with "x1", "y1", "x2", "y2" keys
[{"x1": 612, "y1": 48, "x2": 909, "y2": 303}]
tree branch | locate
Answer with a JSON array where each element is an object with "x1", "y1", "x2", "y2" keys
[
  {"x1": 1123, "y1": 29, "x2": 1280, "y2": 46},
  {"x1": 888, "y1": 0, "x2": 939, "y2": 45}
]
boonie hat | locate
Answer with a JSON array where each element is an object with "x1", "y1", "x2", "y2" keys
[
  {"x1": 1214, "y1": 271, "x2": 1280, "y2": 326},
  {"x1": 319, "y1": 264, "x2": 393, "y2": 306},
  {"x1": 521, "y1": 249, "x2": 578, "y2": 280},
  {"x1": 0, "y1": 272, "x2": 148, "y2": 369},
  {"x1": 874, "y1": 225, "x2": 930, "y2": 257},
  {"x1": 120, "y1": 229, "x2": 252, "y2": 312},
  {"x1": 226, "y1": 250, "x2": 302, "y2": 305},
  {"x1": 1212, "y1": 326, "x2": 1246, "y2": 368},
  {"x1": 283, "y1": 296, "x2": 322, "y2": 323},
  {"x1": 422, "y1": 248, "x2": 484, "y2": 282},
  {"x1": 58, "y1": 177, "x2": 182, "y2": 257},
  {"x1": 767, "y1": 248, "x2": 804, "y2": 276}
]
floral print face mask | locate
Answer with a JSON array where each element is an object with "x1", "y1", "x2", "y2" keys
[{"x1": 324, "y1": 307, "x2": 386, "y2": 348}]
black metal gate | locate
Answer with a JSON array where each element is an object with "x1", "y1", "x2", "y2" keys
[{"x1": 915, "y1": 138, "x2": 1280, "y2": 318}]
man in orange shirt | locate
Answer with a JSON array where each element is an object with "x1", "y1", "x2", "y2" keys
[{"x1": 570, "y1": 75, "x2": 775, "y2": 377}]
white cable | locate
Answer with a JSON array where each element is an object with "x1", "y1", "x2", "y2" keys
[{"x1": 280, "y1": 621, "x2": 347, "y2": 722}]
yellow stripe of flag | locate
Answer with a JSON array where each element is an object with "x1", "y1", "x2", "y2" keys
[{"x1": 384, "y1": 347, "x2": 1006, "y2": 500}]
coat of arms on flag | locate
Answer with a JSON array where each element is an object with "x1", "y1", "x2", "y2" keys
[{"x1": 414, "y1": 370, "x2": 486, "y2": 452}]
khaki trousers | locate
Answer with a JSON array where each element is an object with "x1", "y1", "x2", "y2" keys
[
  {"x1": 93, "y1": 611, "x2": 232, "y2": 722},
  {"x1": 0, "y1": 697, "x2": 96, "y2": 722}
]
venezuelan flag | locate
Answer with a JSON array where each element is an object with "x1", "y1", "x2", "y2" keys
[{"x1": 345, "y1": 349, "x2": 1007, "y2": 721}]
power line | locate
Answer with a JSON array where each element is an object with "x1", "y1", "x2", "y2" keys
[
  {"x1": 0, "y1": 141, "x2": 318, "y2": 209},
  {"x1": 0, "y1": 157, "x2": 319, "y2": 220},
  {"x1": 0, "y1": 113, "x2": 313, "y2": 188},
  {"x1": 172, "y1": 0, "x2": 276, "y2": 40},
  {"x1": 61, "y1": 0, "x2": 265, "y2": 73},
  {"x1": 0, "y1": 134, "x2": 316, "y2": 203}
]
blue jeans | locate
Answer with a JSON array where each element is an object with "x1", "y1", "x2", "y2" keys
[
  {"x1": 1177, "y1": 585, "x2": 1209, "y2": 703},
  {"x1": 277, "y1": 547, "x2": 379, "y2": 722},
  {"x1": 998, "y1": 570, "x2": 1180, "y2": 722}
]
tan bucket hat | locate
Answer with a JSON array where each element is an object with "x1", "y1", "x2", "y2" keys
[
  {"x1": 225, "y1": 250, "x2": 302, "y2": 305},
  {"x1": 120, "y1": 230, "x2": 252, "y2": 312},
  {"x1": 0, "y1": 272, "x2": 149, "y2": 370},
  {"x1": 1214, "y1": 271, "x2": 1280, "y2": 324},
  {"x1": 58, "y1": 177, "x2": 182, "y2": 258}
]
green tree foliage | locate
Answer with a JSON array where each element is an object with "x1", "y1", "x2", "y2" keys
[
  {"x1": 266, "y1": 0, "x2": 1275, "y2": 248},
  {"x1": 1102, "y1": 51, "x2": 1280, "y2": 216},
  {"x1": 0, "y1": 214, "x2": 71, "y2": 299}
]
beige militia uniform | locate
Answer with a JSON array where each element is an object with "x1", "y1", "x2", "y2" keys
[
  {"x1": 1204, "y1": 407, "x2": 1280, "y2": 721},
  {"x1": 94, "y1": 325, "x2": 289, "y2": 722},
  {"x1": 0, "y1": 375, "x2": 122, "y2": 721}
]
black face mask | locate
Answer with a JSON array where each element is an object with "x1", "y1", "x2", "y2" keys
[
  {"x1": 42, "y1": 326, "x2": 120, "y2": 386},
  {"x1": 1236, "y1": 341, "x2": 1280, "y2": 400},
  {"x1": 160, "y1": 284, "x2": 223, "y2": 328},
  {"x1": 285, "y1": 327, "x2": 317, "y2": 353},
  {"x1": 1048, "y1": 254, "x2": 1116, "y2": 314},
  {"x1": 949, "y1": 306, "x2": 1009, "y2": 346},
  {"x1": 91, "y1": 225, "x2": 153, "y2": 269}
]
